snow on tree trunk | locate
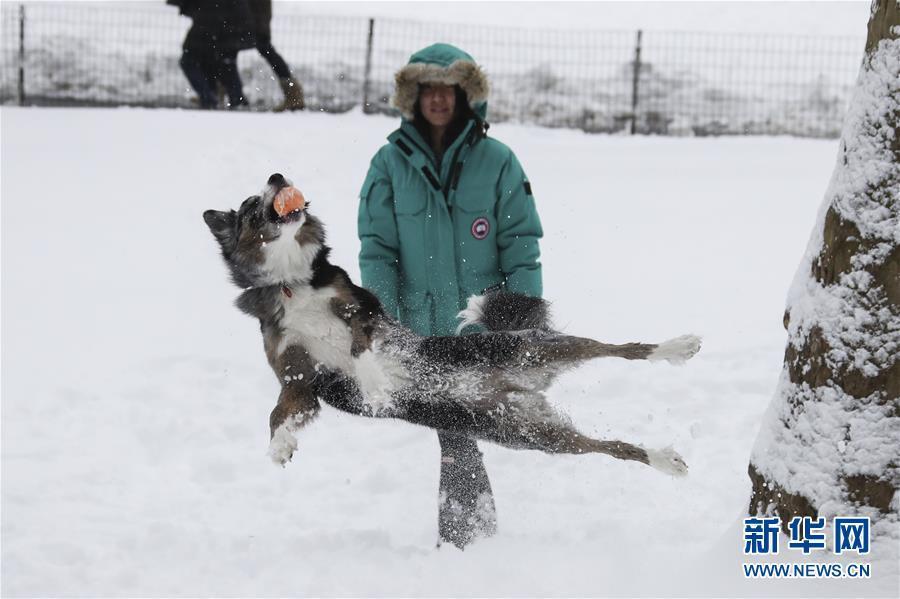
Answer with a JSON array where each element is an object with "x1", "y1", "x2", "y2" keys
[{"x1": 748, "y1": 0, "x2": 899, "y2": 541}]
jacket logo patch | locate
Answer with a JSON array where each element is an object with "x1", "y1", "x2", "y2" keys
[{"x1": 471, "y1": 217, "x2": 490, "y2": 240}]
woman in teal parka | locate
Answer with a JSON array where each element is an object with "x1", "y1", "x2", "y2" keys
[{"x1": 358, "y1": 43, "x2": 543, "y2": 549}]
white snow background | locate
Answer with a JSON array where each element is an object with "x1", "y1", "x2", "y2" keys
[
  {"x1": 2, "y1": 104, "x2": 898, "y2": 597},
  {"x1": 292, "y1": 0, "x2": 870, "y2": 36}
]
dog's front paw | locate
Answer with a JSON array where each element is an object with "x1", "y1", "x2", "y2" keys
[
  {"x1": 267, "y1": 423, "x2": 299, "y2": 467},
  {"x1": 648, "y1": 334, "x2": 702, "y2": 365},
  {"x1": 646, "y1": 446, "x2": 688, "y2": 477}
]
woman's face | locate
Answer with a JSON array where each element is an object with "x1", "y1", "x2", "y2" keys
[{"x1": 419, "y1": 84, "x2": 456, "y2": 129}]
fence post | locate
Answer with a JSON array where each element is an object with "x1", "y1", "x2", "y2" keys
[
  {"x1": 362, "y1": 18, "x2": 374, "y2": 114},
  {"x1": 18, "y1": 3, "x2": 25, "y2": 106},
  {"x1": 630, "y1": 29, "x2": 642, "y2": 134}
]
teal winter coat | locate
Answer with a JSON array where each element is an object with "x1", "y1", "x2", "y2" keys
[{"x1": 358, "y1": 44, "x2": 543, "y2": 336}]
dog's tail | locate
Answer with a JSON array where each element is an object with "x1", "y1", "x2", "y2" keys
[{"x1": 456, "y1": 292, "x2": 552, "y2": 334}]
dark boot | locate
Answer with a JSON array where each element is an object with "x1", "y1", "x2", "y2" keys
[
  {"x1": 437, "y1": 431, "x2": 497, "y2": 549},
  {"x1": 275, "y1": 77, "x2": 305, "y2": 111}
]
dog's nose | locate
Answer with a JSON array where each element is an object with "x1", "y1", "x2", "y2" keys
[{"x1": 267, "y1": 173, "x2": 287, "y2": 188}]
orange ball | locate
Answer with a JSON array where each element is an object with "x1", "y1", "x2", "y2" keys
[{"x1": 273, "y1": 186, "x2": 306, "y2": 216}]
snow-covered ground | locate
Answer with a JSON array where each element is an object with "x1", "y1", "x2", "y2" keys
[{"x1": 1, "y1": 106, "x2": 897, "y2": 597}]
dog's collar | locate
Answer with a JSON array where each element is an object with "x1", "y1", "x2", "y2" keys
[{"x1": 281, "y1": 285, "x2": 293, "y2": 298}]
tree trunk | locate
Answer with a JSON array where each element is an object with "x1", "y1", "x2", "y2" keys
[{"x1": 748, "y1": 0, "x2": 899, "y2": 541}]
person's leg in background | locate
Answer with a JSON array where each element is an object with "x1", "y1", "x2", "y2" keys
[
  {"x1": 179, "y1": 29, "x2": 218, "y2": 109},
  {"x1": 215, "y1": 48, "x2": 247, "y2": 108},
  {"x1": 437, "y1": 431, "x2": 497, "y2": 549},
  {"x1": 255, "y1": 30, "x2": 291, "y2": 79},
  {"x1": 249, "y1": 0, "x2": 304, "y2": 111},
  {"x1": 255, "y1": 32, "x2": 304, "y2": 111}
]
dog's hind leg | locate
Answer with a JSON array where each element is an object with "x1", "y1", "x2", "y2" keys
[
  {"x1": 525, "y1": 423, "x2": 688, "y2": 476},
  {"x1": 585, "y1": 438, "x2": 687, "y2": 476},
  {"x1": 528, "y1": 334, "x2": 701, "y2": 365}
]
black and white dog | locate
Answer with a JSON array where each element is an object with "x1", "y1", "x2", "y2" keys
[{"x1": 203, "y1": 174, "x2": 701, "y2": 475}]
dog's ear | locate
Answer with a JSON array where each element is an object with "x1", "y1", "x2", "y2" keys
[{"x1": 203, "y1": 209, "x2": 237, "y2": 251}]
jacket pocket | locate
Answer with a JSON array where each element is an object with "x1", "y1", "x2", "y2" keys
[
  {"x1": 453, "y1": 184, "x2": 495, "y2": 214},
  {"x1": 394, "y1": 189, "x2": 427, "y2": 215}
]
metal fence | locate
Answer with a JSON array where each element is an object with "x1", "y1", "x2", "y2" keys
[{"x1": 0, "y1": 1, "x2": 863, "y2": 137}]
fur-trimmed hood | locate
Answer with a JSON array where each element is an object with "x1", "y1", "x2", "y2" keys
[{"x1": 391, "y1": 43, "x2": 489, "y2": 122}]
